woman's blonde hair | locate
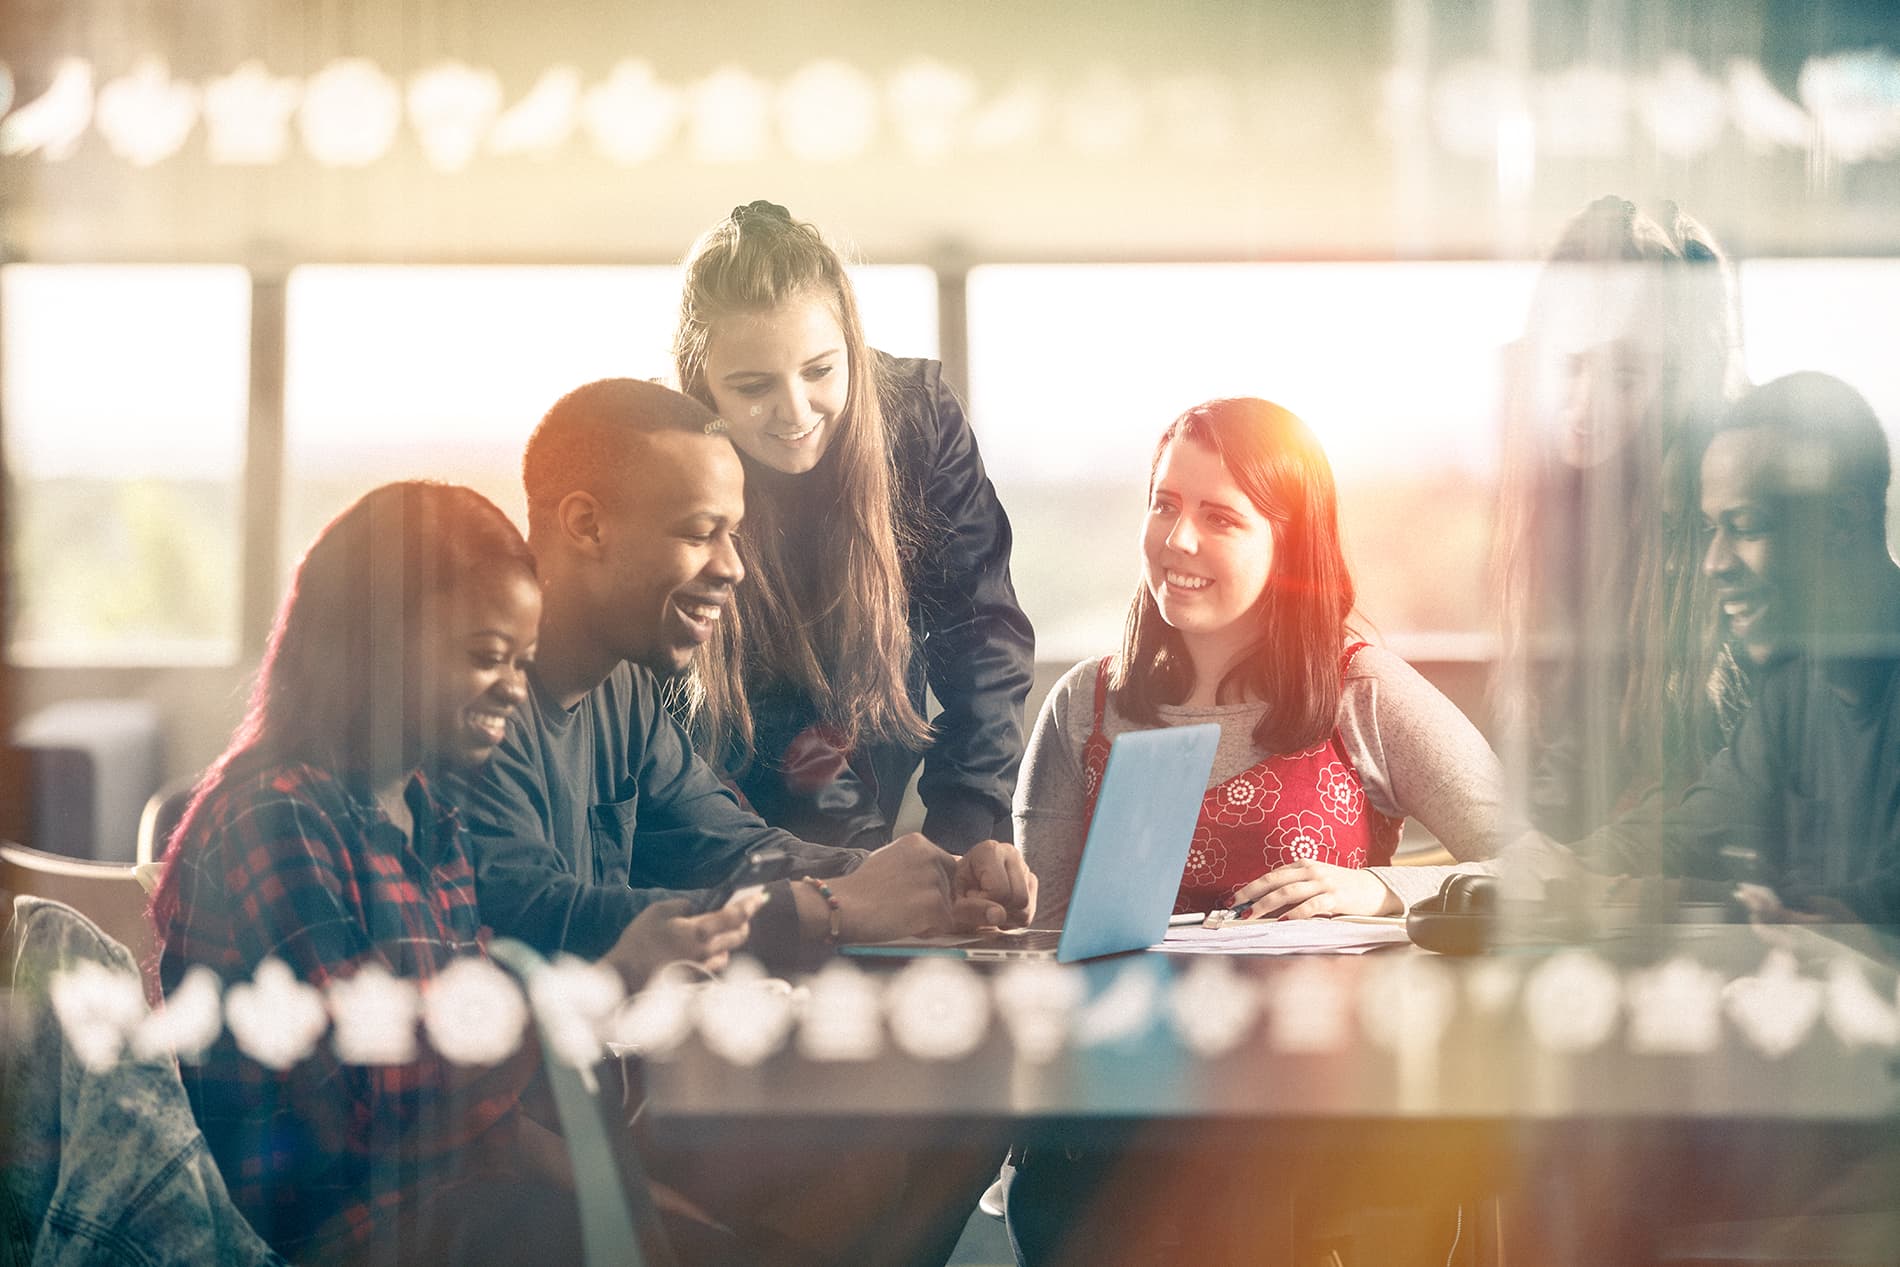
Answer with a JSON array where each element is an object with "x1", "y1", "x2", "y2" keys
[{"x1": 673, "y1": 201, "x2": 931, "y2": 767}]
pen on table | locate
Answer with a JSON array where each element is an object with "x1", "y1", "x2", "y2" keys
[{"x1": 1197, "y1": 900, "x2": 1255, "y2": 928}]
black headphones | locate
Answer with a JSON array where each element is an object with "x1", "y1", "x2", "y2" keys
[{"x1": 1405, "y1": 873, "x2": 1498, "y2": 955}]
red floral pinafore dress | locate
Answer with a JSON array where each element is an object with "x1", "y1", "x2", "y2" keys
[{"x1": 1079, "y1": 644, "x2": 1404, "y2": 914}]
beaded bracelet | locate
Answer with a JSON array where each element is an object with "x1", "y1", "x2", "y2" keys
[{"x1": 799, "y1": 876, "x2": 843, "y2": 944}]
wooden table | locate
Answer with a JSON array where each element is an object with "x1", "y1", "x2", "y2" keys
[{"x1": 640, "y1": 924, "x2": 1900, "y2": 1264}]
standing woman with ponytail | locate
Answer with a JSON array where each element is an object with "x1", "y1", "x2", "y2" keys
[
  {"x1": 673, "y1": 200, "x2": 1035, "y2": 854},
  {"x1": 1492, "y1": 196, "x2": 1746, "y2": 847}
]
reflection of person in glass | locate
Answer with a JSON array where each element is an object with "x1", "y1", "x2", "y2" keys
[
  {"x1": 672, "y1": 200, "x2": 1035, "y2": 854},
  {"x1": 1643, "y1": 373, "x2": 1900, "y2": 923},
  {"x1": 1493, "y1": 197, "x2": 1746, "y2": 843}
]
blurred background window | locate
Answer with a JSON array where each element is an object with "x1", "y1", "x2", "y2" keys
[
  {"x1": 1736, "y1": 259, "x2": 1900, "y2": 554},
  {"x1": 2, "y1": 265, "x2": 251, "y2": 666},
  {"x1": 280, "y1": 264, "x2": 938, "y2": 585}
]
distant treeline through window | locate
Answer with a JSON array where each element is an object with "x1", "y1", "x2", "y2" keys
[{"x1": 4, "y1": 260, "x2": 1898, "y2": 667}]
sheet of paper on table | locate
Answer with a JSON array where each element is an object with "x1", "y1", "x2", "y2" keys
[{"x1": 1156, "y1": 918, "x2": 1414, "y2": 955}]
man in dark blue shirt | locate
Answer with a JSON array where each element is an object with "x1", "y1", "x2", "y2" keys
[
  {"x1": 1566, "y1": 372, "x2": 1900, "y2": 922},
  {"x1": 1664, "y1": 372, "x2": 1900, "y2": 921}
]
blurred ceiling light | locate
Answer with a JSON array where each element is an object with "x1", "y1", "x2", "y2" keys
[
  {"x1": 1536, "y1": 64, "x2": 1627, "y2": 158},
  {"x1": 95, "y1": 59, "x2": 198, "y2": 166},
  {"x1": 408, "y1": 60, "x2": 502, "y2": 172},
  {"x1": 131, "y1": 964, "x2": 222, "y2": 1064},
  {"x1": 887, "y1": 58, "x2": 977, "y2": 160},
  {"x1": 1800, "y1": 49, "x2": 1900, "y2": 163},
  {"x1": 203, "y1": 60, "x2": 300, "y2": 164},
  {"x1": 1168, "y1": 957, "x2": 1257, "y2": 1056},
  {"x1": 1376, "y1": 64, "x2": 1428, "y2": 143},
  {"x1": 490, "y1": 65, "x2": 581, "y2": 157},
  {"x1": 581, "y1": 59, "x2": 681, "y2": 165},
  {"x1": 1824, "y1": 958, "x2": 1900, "y2": 1048},
  {"x1": 695, "y1": 958, "x2": 794, "y2": 1066},
  {"x1": 1431, "y1": 59, "x2": 1508, "y2": 158},
  {"x1": 421, "y1": 956, "x2": 530, "y2": 1067},
  {"x1": 887, "y1": 958, "x2": 989, "y2": 1061},
  {"x1": 1495, "y1": 107, "x2": 1535, "y2": 202},
  {"x1": 1724, "y1": 948, "x2": 1824, "y2": 1058},
  {"x1": 778, "y1": 58, "x2": 878, "y2": 162},
  {"x1": 1152, "y1": 74, "x2": 1237, "y2": 156},
  {"x1": 225, "y1": 958, "x2": 329, "y2": 1071},
  {"x1": 49, "y1": 962, "x2": 143, "y2": 1073},
  {"x1": 1522, "y1": 949, "x2": 1620, "y2": 1053},
  {"x1": 1639, "y1": 54, "x2": 1727, "y2": 158},
  {"x1": 1624, "y1": 955, "x2": 1724, "y2": 1054},
  {"x1": 1059, "y1": 64, "x2": 1144, "y2": 156},
  {"x1": 991, "y1": 960, "x2": 1084, "y2": 1064},
  {"x1": 1357, "y1": 955, "x2": 1456, "y2": 1052},
  {"x1": 326, "y1": 964, "x2": 421, "y2": 1065},
  {"x1": 1073, "y1": 958, "x2": 1160, "y2": 1047},
  {"x1": 967, "y1": 76, "x2": 1048, "y2": 152},
  {"x1": 797, "y1": 961, "x2": 883, "y2": 1062},
  {"x1": 689, "y1": 65, "x2": 771, "y2": 162},
  {"x1": 1263, "y1": 959, "x2": 1353, "y2": 1053},
  {"x1": 0, "y1": 58, "x2": 92, "y2": 160},
  {"x1": 299, "y1": 57, "x2": 402, "y2": 167},
  {"x1": 1727, "y1": 59, "x2": 1810, "y2": 153}
]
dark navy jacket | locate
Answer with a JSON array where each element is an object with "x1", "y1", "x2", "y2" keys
[{"x1": 727, "y1": 352, "x2": 1035, "y2": 855}]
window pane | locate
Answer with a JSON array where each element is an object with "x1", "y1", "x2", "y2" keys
[
  {"x1": 2, "y1": 265, "x2": 250, "y2": 665},
  {"x1": 967, "y1": 263, "x2": 1536, "y2": 662},
  {"x1": 1737, "y1": 259, "x2": 1900, "y2": 551},
  {"x1": 281, "y1": 264, "x2": 936, "y2": 578}
]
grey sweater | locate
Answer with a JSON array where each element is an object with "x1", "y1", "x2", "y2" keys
[{"x1": 1017, "y1": 647, "x2": 1503, "y2": 925}]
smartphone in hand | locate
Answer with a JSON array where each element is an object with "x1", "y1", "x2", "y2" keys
[{"x1": 691, "y1": 846, "x2": 794, "y2": 914}]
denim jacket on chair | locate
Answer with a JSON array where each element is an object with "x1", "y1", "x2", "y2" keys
[{"x1": 1, "y1": 895, "x2": 283, "y2": 1267}]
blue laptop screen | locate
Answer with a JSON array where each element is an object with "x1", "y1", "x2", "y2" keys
[{"x1": 1057, "y1": 723, "x2": 1221, "y2": 963}]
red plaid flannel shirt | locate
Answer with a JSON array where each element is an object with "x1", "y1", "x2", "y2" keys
[{"x1": 158, "y1": 762, "x2": 537, "y2": 1261}]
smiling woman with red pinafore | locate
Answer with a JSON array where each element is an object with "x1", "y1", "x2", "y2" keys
[
  {"x1": 1004, "y1": 397, "x2": 1506, "y2": 1265},
  {"x1": 1018, "y1": 396, "x2": 1502, "y2": 930}
]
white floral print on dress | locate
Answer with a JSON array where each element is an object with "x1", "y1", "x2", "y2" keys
[
  {"x1": 1182, "y1": 825, "x2": 1229, "y2": 889},
  {"x1": 1275, "y1": 809, "x2": 1338, "y2": 862},
  {"x1": 1207, "y1": 766, "x2": 1280, "y2": 828},
  {"x1": 1315, "y1": 762, "x2": 1364, "y2": 825}
]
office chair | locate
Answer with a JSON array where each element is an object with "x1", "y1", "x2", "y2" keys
[{"x1": 0, "y1": 841, "x2": 155, "y2": 980}]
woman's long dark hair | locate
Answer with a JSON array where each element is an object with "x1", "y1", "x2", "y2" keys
[
  {"x1": 149, "y1": 481, "x2": 535, "y2": 941},
  {"x1": 673, "y1": 200, "x2": 931, "y2": 767},
  {"x1": 1492, "y1": 197, "x2": 1744, "y2": 802},
  {"x1": 1114, "y1": 398, "x2": 1356, "y2": 754}
]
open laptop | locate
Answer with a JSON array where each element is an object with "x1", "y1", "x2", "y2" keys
[{"x1": 841, "y1": 723, "x2": 1220, "y2": 963}]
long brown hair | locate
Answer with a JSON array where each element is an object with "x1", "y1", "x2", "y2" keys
[
  {"x1": 1114, "y1": 398, "x2": 1356, "y2": 754},
  {"x1": 673, "y1": 200, "x2": 930, "y2": 766},
  {"x1": 1492, "y1": 197, "x2": 1744, "y2": 792},
  {"x1": 149, "y1": 482, "x2": 535, "y2": 948}
]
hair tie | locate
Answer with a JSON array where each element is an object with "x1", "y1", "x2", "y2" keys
[
  {"x1": 704, "y1": 417, "x2": 729, "y2": 435},
  {"x1": 730, "y1": 199, "x2": 790, "y2": 226}
]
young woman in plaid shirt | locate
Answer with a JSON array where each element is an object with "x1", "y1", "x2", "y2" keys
[{"x1": 152, "y1": 482, "x2": 752, "y2": 1264}]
